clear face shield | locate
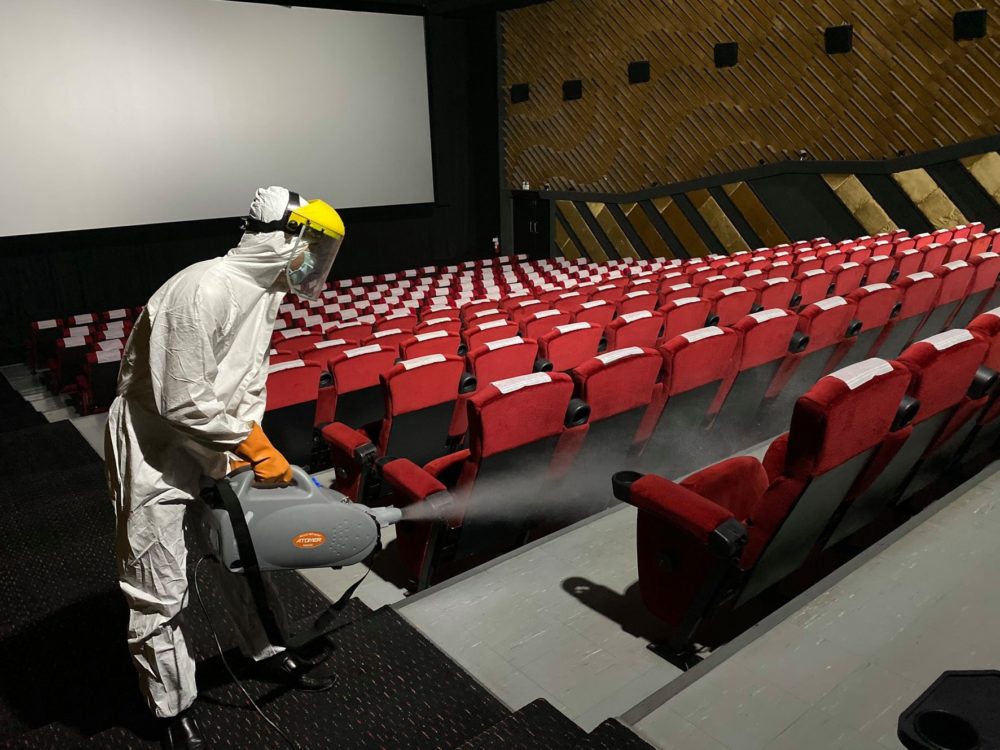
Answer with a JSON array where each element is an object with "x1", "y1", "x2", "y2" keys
[{"x1": 283, "y1": 200, "x2": 345, "y2": 300}]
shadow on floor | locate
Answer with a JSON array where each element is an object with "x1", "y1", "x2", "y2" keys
[{"x1": 561, "y1": 577, "x2": 672, "y2": 643}]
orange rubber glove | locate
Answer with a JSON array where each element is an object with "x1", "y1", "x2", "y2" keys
[{"x1": 234, "y1": 423, "x2": 293, "y2": 484}]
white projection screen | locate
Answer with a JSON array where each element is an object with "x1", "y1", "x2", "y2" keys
[{"x1": 0, "y1": 0, "x2": 434, "y2": 237}]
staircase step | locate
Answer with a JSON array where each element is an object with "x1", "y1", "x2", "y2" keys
[
  {"x1": 1, "y1": 722, "x2": 86, "y2": 750},
  {"x1": 458, "y1": 699, "x2": 585, "y2": 750},
  {"x1": 575, "y1": 719, "x2": 654, "y2": 749}
]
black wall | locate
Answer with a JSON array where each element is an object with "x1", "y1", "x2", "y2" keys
[{"x1": 0, "y1": 7, "x2": 501, "y2": 364}]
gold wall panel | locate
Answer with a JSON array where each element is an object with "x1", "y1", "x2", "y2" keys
[
  {"x1": 651, "y1": 196, "x2": 710, "y2": 258},
  {"x1": 823, "y1": 174, "x2": 897, "y2": 235},
  {"x1": 554, "y1": 214, "x2": 581, "y2": 260},
  {"x1": 556, "y1": 201, "x2": 608, "y2": 262},
  {"x1": 892, "y1": 168, "x2": 968, "y2": 229},
  {"x1": 722, "y1": 183, "x2": 788, "y2": 248},
  {"x1": 961, "y1": 152, "x2": 1000, "y2": 203},
  {"x1": 502, "y1": 0, "x2": 1000, "y2": 192},
  {"x1": 688, "y1": 189, "x2": 751, "y2": 253},
  {"x1": 587, "y1": 202, "x2": 640, "y2": 259},
  {"x1": 621, "y1": 202, "x2": 673, "y2": 258}
]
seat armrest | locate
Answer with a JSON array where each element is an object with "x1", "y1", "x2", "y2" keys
[
  {"x1": 381, "y1": 458, "x2": 448, "y2": 507},
  {"x1": 623, "y1": 473, "x2": 745, "y2": 551},
  {"x1": 321, "y1": 422, "x2": 375, "y2": 462}
]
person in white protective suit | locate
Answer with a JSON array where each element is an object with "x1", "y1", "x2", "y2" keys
[{"x1": 105, "y1": 186, "x2": 345, "y2": 750}]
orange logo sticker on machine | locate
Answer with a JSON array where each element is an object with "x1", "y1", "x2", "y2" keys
[{"x1": 293, "y1": 532, "x2": 326, "y2": 549}]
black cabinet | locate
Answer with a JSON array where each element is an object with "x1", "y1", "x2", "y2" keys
[{"x1": 511, "y1": 190, "x2": 551, "y2": 259}]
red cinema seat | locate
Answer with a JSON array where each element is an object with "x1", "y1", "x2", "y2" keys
[
  {"x1": 538, "y1": 322, "x2": 603, "y2": 372},
  {"x1": 381, "y1": 371, "x2": 590, "y2": 588},
  {"x1": 325, "y1": 344, "x2": 398, "y2": 431},
  {"x1": 949, "y1": 252, "x2": 1000, "y2": 328},
  {"x1": 639, "y1": 326, "x2": 740, "y2": 477},
  {"x1": 829, "y1": 262, "x2": 865, "y2": 297},
  {"x1": 966, "y1": 309, "x2": 1000, "y2": 447},
  {"x1": 268, "y1": 347, "x2": 298, "y2": 365},
  {"x1": 325, "y1": 320, "x2": 374, "y2": 343},
  {"x1": 946, "y1": 238, "x2": 972, "y2": 264},
  {"x1": 400, "y1": 330, "x2": 460, "y2": 359},
  {"x1": 873, "y1": 271, "x2": 942, "y2": 357},
  {"x1": 364, "y1": 328, "x2": 411, "y2": 355},
  {"x1": 893, "y1": 249, "x2": 924, "y2": 280},
  {"x1": 614, "y1": 356, "x2": 912, "y2": 657},
  {"x1": 827, "y1": 330, "x2": 994, "y2": 543},
  {"x1": 707, "y1": 286, "x2": 755, "y2": 327},
  {"x1": 794, "y1": 269, "x2": 834, "y2": 308},
  {"x1": 605, "y1": 310, "x2": 664, "y2": 351},
  {"x1": 508, "y1": 298, "x2": 548, "y2": 323},
  {"x1": 696, "y1": 275, "x2": 735, "y2": 298},
  {"x1": 658, "y1": 297, "x2": 715, "y2": 342},
  {"x1": 835, "y1": 283, "x2": 902, "y2": 366},
  {"x1": 862, "y1": 254, "x2": 895, "y2": 285},
  {"x1": 300, "y1": 338, "x2": 355, "y2": 369},
  {"x1": 709, "y1": 309, "x2": 802, "y2": 451},
  {"x1": 752, "y1": 277, "x2": 797, "y2": 311},
  {"x1": 77, "y1": 347, "x2": 125, "y2": 415},
  {"x1": 375, "y1": 312, "x2": 417, "y2": 333},
  {"x1": 262, "y1": 359, "x2": 322, "y2": 468},
  {"x1": 968, "y1": 233, "x2": 993, "y2": 258},
  {"x1": 572, "y1": 299, "x2": 616, "y2": 327},
  {"x1": 463, "y1": 319, "x2": 520, "y2": 351},
  {"x1": 919, "y1": 243, "x2": 949, "y2": 272},
  {"x1": 520, "y1": 309, "x2": 572, "y2": 339},
  {"x1": 271, "y1": 328, "x2": 322, "y2": 354},
  {"x1": 415, "y1": 317, "x2": 462, "y2": 335},
  {"x1": 617, "y1": 289, "x2": 658, "y2": 316},
  {"x1": 323, "y1": 354, "x2": 472, "y2": 500},
  {"x1": 461, "y1": 299, "x2": 501, "y2": 323},
  {"x1": 916, "y1": 260, "x2": 975, "y2": 335},
  {"x1": 658, "y1": 281, "x2": 698, "y2": 306},
  {"x1": 760, "y1": 297, "x2": 859, "y2": 431},
  {"x1": 419, "y1": 305, "x2": 460, "y2": 322},
  {"x1": 589, "y1": 283, "x2": 627, "y2": 304}
]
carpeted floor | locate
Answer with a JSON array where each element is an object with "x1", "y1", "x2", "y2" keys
[
  {"x1": 0, "y1": 376, "x2": 45, "y2": 433},
  {"x1": 0, "y1": 421, "x2": 512, "y2": 749},
  {"x1": 0, "y1": 420, "x2": 655, "y2": 750}
]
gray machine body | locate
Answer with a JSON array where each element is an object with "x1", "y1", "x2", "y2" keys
[{"x1": 202, "y1": 465, "x2": 401, "y2": 573}]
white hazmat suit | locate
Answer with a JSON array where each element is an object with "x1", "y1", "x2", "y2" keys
[{"x1": 105, "y1": 187, "x2": 306, "y2": 719}]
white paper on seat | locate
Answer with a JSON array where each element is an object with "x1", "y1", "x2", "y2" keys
[
  {"x1": 472, "y1": 309, "x2": 502, "y2": 319},
  {"x1": 62, "y1": 337, "x2": 87, "y2": 347},
  {"x1": 517, "y1": 299, "x2": 543, "y2": 308},
  {"x1": 36, "y1": 319, "x2": 58, "y2": 329},
  {"x1": 268, "y1": 359, "x2": 305, "y2": 374},
  {"x1": 625, "y1": 290, "x2": 652, "y2": 299},
  {"x1": 804, "y1": 269, "x2": 827, "y2": 277},
  {"x1": 595, "y1": 346, "x2": 644, "y2": 365},
  {"x1": 620, "y1": 310, "x2": 653, "y2": 322},
  {"x1": 979, "y1": 252, "x2": 999, "y2": 259},
  {"x1": 554, "y1": 322, "x2": 591, "y2": 334},
  {"x1": 829, "y1": 358, "x2": 893, "y2": 390},
  {"x1": 671, "y1": 297, "x2": 701, "y2": 307},
  {"x1": 73, "y1": 314, "x2": 95, "y2": 325},
  {"x1": 943, "y1": 260, "x2": 968, "y2": 270},
  {"x1": 473, "y1": 319, "x2": 507, "y2": 332},
  {"x1": 373, "y1": 328, "x2": 403, "y2": 338},
  {"x1": 96, "y1": 349, "x2": 122, "y2": 364},
  {"x1": 922, "y1": 329, "x2": 974, "y2": 351},
  {"x1": 304, "y1": 315, "x2": 323, "y2": 327},
  {"x1": 681, "y1": 326, "x2": 724, "y2": 343},
  {"x1": 631, "y1": 278, "x2": 654, "y2": 286},
  {"x1": 400, "y1": 354, "x2": 447, "y2": 370},
  {"x1": 719, "y1": 286, "x2": 747, "y2": 296},
  {"x1": 107, "y1": 309, "x2": 127, "y2": 319},
  {"x1": 861, "y1": 283, "x2": 893, "y2": 293},
  {"x1": 669, "y1": 283, "x2": 693, "y2": 292},
  {"x1": 742, "y1": 270, "x2": 763, "y2": 277},
  {"x1": 484, "y1": 336, "x2": 524, "y2": 351},
  {"x1": 749, "y1": 309, "x2": 787, "y2": 323},
  {"x1": 493, "y1": 372, "x2": 551, "y2": 394},
  {"x1": 344, "y1": 345, "x2": 382, "y2": 358},
  {"x1": 839, "y1": 262, "x2": 859, "y2": 269},
  {"x1": 533, "y1": 309, "x2": 562, "y2": 318},
  {"x1": 315, "y1": 339, "x2": 347, "y2": 349},
  {"x1": 661, "y1": 272, "x2": 683, "y2": 280},
  {"x1": 907, "y1": 272, "x2": 935, "y2": 282},
  {"x1": 278, "y1": 329, "x2": 310, "y2": 340},
  {"x1": 416, "y1": 330, "x2": 448, "y2": 341},
  {"x1": 579, "y1": 300, "x2": 608, "y2": 310},
  {"x1": 813, "y1": 297, "x2": 846, "y2": 310},
  {"x1": 868, "y1": 255, "x2": 890, "y2": 262}
]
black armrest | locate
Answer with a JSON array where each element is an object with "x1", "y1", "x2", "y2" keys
[
  {"x1": 968, "y1": 366, "x2": 999, "y2": 399},
  {"x1": 319, "y1": 372, "x2": 333, "y2": 388},
  {"x1": 612, "y1": 470, "x2": 643, "y2": 502},
  {"x1": 889, "y1": 302, "x2": 902, "y2": 318},
  {"x1": 789, "y1": 293, "x2": 802, "y2": 308},
  {"x1": 565, "y1": 398, "x2": 590, "y2": 427},
  {"x1": 749, "y1": 303, "x2": 764, "y2": 314},
  {"x1": 705, "y1": 313, "x2": 720, "y2": 326},
  {"x1": 534, "y1": 357, "x2": 554, "y2": 373},
  {"x1": 709, "y1": 519, "x2": 749, "y2": 557},
  {"x1": 891, "y1": 395, "x2": 920, "y2": 432},
  {"x1": 788, "y1": 331, "x2": 810, "y2": 353},
  {"x1": 845, "y1": 319, "x2": 863, "y2": 337},
  {"x1": 457, "y1": 343, "x2": 468, "y2": 356},
  {"x1": 459, "y1": 371, "x2": 477, "y2": 394}
]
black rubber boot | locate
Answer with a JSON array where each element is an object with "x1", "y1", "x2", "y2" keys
[
  {"x1": 255, "y1": 652, "x2": 337, "y2": 692},
  {"x1": 162, "y1": 711, "x2": 208, "y2": 750}
]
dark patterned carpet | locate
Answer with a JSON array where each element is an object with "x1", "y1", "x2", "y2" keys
[
  {"x1": 0, "y1": 420, "x2": 653, "y2": 750},
  {"x1": 0, "y1": 375, "x2": 45, "y2": 433}
]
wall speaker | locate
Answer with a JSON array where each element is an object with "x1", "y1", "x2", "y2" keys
[
  {"x1": 954, "y1": 9, "x2": 987, "y2": 40},
  {"x1": 714, "y1": 42, "x2": 738, "y2": 68},
  {"x1": 825, "y1": 25, "x2": 853, "y2": 54},
  {"x1": 628, "y1": 60, "x2": 650, "y2": 84},
  {"x1": 563, "y1": 79, "x2": 583, "y2": 101},
  {"x1": 510, "y1": 83, "x2": 529, "y2": 104}
]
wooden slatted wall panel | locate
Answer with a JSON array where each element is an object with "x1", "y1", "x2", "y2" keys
[{"x1": 502, "y1": 0, "x2": 1000, "y2": 192}]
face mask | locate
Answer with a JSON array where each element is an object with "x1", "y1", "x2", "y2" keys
[{"x1": 287, "y1": 248, "x2": 316, "y2": 287}]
